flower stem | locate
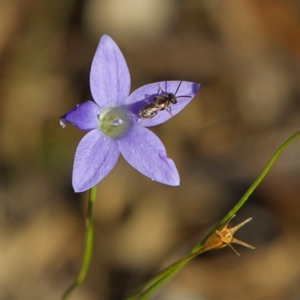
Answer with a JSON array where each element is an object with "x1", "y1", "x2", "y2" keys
[
  {"x1": 61, "y1": 186, "x2": 97, "y2": 300},
  {"x1": 127, "y1": 131, "x2": 300, "y2": 300}
]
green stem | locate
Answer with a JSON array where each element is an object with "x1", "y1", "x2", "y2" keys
[
  {"x1": 127, "y1": 250, "x2": 204, "y2": 300},
  {"x1": 61, "y1": 186, "x2": 97, "y2": 300},
  {"x1": 127, "y1": 131, "x2": 300, "y2": 300}
]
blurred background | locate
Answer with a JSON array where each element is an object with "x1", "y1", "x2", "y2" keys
[{"x1": 1, "y1": 0, "x2": 300, "y2": 299}]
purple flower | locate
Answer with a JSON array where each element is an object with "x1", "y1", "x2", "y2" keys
[{"x1": 61, "y1": 34, "x2": 200, "y2": 192}]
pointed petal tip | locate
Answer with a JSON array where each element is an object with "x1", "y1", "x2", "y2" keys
[
  {"x1": 168, "y1": 172, "x2": 180, "y2": 186},
  {"x1": 72, "y1": 176, "x2": 92, "y2": 193},
  {"x1": 152, "y1": 172, "x2": 180, "y2": 186},
  {"x1": 100, "y1": 34, "x2": 113, "y2": 42},
  {"x1": 73, "y1": 186, "x2": 85, "y2": 193},
  {"x1": 152, "y1": 160, "x2": 180, "y2": 186},
  {"x1": 72, "y1": 176, "x2": 91, "y2": 193},
  {"x1": 193, "y1": 82, "x2": 201, "y2": 93},
  {"x1": 73, "y1": 183, "x2": 90, "y2": 193},
  {"x1": 60, "y1": 101, "x2": 99, "y2": 131},
  {"x1": 157, "y1": 173, "x2": 180, "y2": 186},
  {"x1": 159, "y1": 154, "x2": 180, "y2": 186},
  {"x1": 170, "y1": 179, "x2": 180, "y2": 186}
]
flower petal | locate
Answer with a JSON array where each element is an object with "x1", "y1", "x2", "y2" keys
[
  {"x1": 73, "y1": 129, "x2": 119, "y2": 192},
  {"x1": 117, "y1": 125, "x2": 179, "y2": 186},
  {"x1": 125, "y1": 81, "x2": 200, "y2": 127},
  {"x1": 90, "y1": 34, "x2": 131, "y2": 107},
  {"x1": 60, "y1": 101, "x2": 100, "y2": 131}
]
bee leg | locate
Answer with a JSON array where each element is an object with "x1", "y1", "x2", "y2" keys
[
  {"x1": 158, "y1": 84, "x2": 165, "y2": 96},
  {"x1": 149, "y1": 111, "x2": 157, "y2": 118},
  {"x1": 167, "y1": 107, "x2": 173, "y2": 116}
]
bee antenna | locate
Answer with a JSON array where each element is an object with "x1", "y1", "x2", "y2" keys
[{"x1": 176, "y1": 95, "x2": 192, "y2": 99}]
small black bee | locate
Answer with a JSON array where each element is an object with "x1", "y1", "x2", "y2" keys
[{"x1": 138, "y1": 80, "x2": 192, "y2": 119}]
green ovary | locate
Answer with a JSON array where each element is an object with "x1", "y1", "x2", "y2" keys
[{"x1": 98, "y1": 106, "x2": 130, "y2": 138}]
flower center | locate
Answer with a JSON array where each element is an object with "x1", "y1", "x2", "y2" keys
[{"x1": 98, "y1": 106, "x2": 130, "y2": 138}]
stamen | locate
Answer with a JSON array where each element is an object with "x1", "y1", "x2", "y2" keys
[{"x1": 98, "y1": 107, "x2": 130, "y2": 138}]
